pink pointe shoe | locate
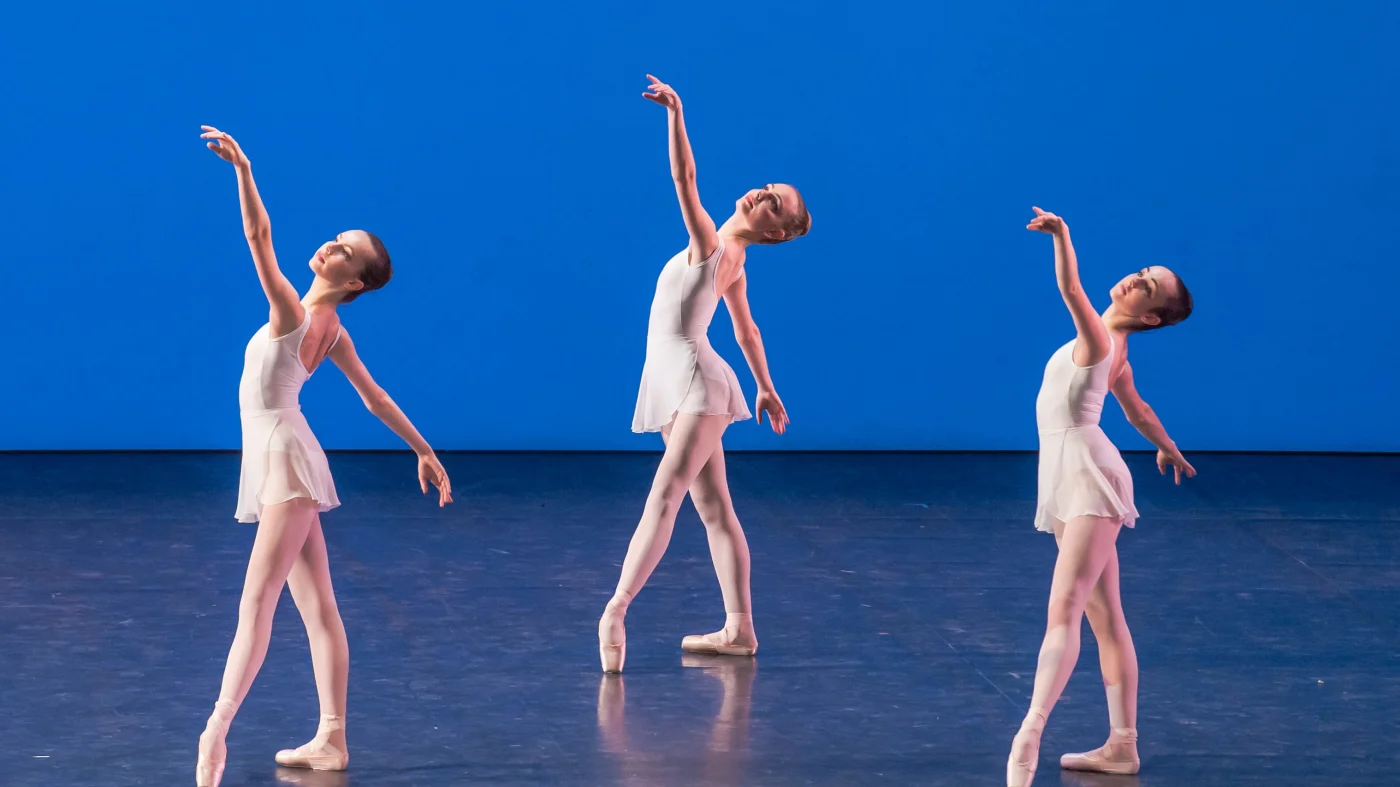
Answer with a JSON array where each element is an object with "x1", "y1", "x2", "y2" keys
[
  {"x1": 1006, "y1": 708, "x2": 1047, "y2": 787},
  {"x1": 680, "y1": 612, "x2": 758, "y2": 657},
  {"x1": 1060, "y1": 727, "x2": 1140, "y2": 775},
  {"x1": 599, "y1": 598, "x2": 629, "y2": 673},
  {"x1": 274, "y1": 714, "x2": 349, "y2": 771},
  {"x1": 196, "y1": 700, "x2": 236, "y2": 787}
]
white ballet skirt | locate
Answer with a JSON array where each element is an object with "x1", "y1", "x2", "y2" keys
[
  {"x1": 235, "y1": 313, "x2": 341, "y2": 523},
  {"x1": 632, "y1": 241, "x2": 753, "y2": 433},
  {"x1": 1033, "y1": 336, "x2": 1138, "y2": 532}
]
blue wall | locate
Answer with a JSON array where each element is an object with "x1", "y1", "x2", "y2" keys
[{"x1": 1, "y1": 1, "x2": 1394, "y2": 451}]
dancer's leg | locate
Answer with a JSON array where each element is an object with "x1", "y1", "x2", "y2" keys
[
  {"x1": 198, "y1": 498, "x2": 318, "y2": 785},
  {"x1": 1007, "y1": 515, "x2": 1121, "y2": 786},
  {"x1": 690, "y1": 441, "x2": 752, "y2": 615},
  {"x1": 275, "y1": 515, "x2": 351, "y2": 770},
  {"x1": 1060, "y1": 537, "x2": 1140, "y2": 773},
  {"x1": 598, "y1": 413, "x2": 730, "y2": 671},
  {"x1": 681, "y1": 440, "x2": 757, "y2": 653},
  {"x1": 613, "y1": 414, "x2": 731, "y2": 598}
]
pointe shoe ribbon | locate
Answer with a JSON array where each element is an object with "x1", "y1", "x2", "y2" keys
[
  {"x1": 1060, "y1": 727, "x2": 1140, "y2": 775},
  {"x1": 274, "y1": 714, "x2": 349, "y2": 771},
  {"x1": 681, "y1": 613, "x2": 758, "y2": 656}
]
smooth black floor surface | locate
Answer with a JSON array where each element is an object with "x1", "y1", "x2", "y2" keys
[{"x1": 1, "y1": 451, "x2": 1397, "y2": 786}]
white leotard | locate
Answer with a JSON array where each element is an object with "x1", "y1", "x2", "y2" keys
[
  {"x1": 234, "y1": 312, "x2": 340, "y2": 523},
  {"x1": 632, "y1": 241, "x2": 752, "y2": 433},
  {"x1": 1033, "y1": 337, "x2": 1138, "y2": 531}
]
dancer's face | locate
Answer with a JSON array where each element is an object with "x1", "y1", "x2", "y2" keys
[
  {"x1": 1109, "y1": 266, "x2": 1179, "y2": 327},
  {"x1": 309, "y1": 230, "x2": 374, "y2": 295},
  {"x1": 735, "y1": 183, "x2": 803, "y2": 242}
]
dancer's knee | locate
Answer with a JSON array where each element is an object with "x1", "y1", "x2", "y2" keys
[
  {"x1": 1047, "y1": 582, "x2": 1094, "y2": 625},
  {"x1": 645, "y1": 482, "x2": 687, "y2": 516},
  {"x1": 702, "y1": 511, "x2": 741, "y2": 535},
  {"x1": 237, "y1": 584, "x2": 280, "y2": 625},
  {"x1": 297, "y1": 595, "x2": 343, "y2": 633},
  {"x1": 691, "y1": 493, "x2": 737, "y2": 532},
  {"x1": 1100, "y1": 612, "x2": 1132, "y2": 647},
  {"x1": 1088, "y1": 593, "x2": 1132, "y2": 639},
  {"x1": 1084, "y1": 594, "x2": 1110, "y2": 626}
]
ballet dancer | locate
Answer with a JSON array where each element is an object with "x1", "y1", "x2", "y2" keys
[
  {"x1": 194, "y1": 126, "x2": 453, "y2": 787},
  {"x1": 1005, "y1": 207, "x2": 1196, "y2": 786},
  {"x1": 597, "y1": 76, "x2": 812, "y2": 672}
]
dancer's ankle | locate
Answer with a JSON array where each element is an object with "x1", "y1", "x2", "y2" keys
[
  {"x1": 723, "y1": 612, "x2": 752, "y2": 629},
  {"x1": 605, "y1": 591, "x2": 634, "y2": 615},
  {"x1": 1021, "y1": 707, "x2": 1048, "y2": 734},
  {"x1": 208, "y1": 699, "x2": 237, "y2": 726},
  {"x1": 318, "y1": 714, "x2": 347, "y2": 749}
]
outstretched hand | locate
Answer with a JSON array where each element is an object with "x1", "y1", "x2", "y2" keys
[
  {"x1": 418, "y1": 453, "x2": 453, "y2": 507},
  {"x1": 642, "y1": 75, "x2": 682, "y2": 110},
  {"x1": 1157, "y1": 446, "x2": 1197, "y2": 485},
  {"x1": 1026, "y1": 206, "x2": 1066, "y2": 235},
  {"x1": 755, "y1": 390, "x2": 790, "y2": 435},
  {"x1": 200, "y1": 126, "x2": 249, "y2": 168}
]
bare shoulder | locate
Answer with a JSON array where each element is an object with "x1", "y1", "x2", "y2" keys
[
  {"x1": 328, "y1": 321, "x2": 357, "y2": 360},
  {"x1": 308, "y1": 308, "x2": 340, "y2": 337}
]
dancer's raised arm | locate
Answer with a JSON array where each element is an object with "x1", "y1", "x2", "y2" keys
[
  {"x1": 202, "y1": 126, "x2": 304, "y2": 336},
  {"x1": 1028, "y1": 208, "x2": 1111, "y2": 367},
  {"x1": 643, "y1": 75, "x2": 721, "y2": 264}
]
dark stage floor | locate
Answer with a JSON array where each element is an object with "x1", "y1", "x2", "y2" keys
[{"x1": 1, "y1": 451, "x2": 1397, "y2": 786}]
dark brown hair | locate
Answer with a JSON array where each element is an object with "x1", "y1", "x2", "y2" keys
[
  {"x1": 756, "y1": 187, "x2": 811, "y2": 245},
  {"x1": 1139, "y1": 272, "x2": 1193, "y2": 332},
  {"x1": 343, "y1": 231, "x2": 392, "y2": 303}
]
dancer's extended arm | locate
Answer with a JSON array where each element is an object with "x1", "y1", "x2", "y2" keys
[
  {"x1": 643, "y1": 75, "x2": 722, "y2": 264},
  {"x1": 1112, "y1": 362, "x2": 1196, "y2": 484},
  {"x1": 201, "y1": 126, "x2": 304, "y2": 336},
  {"x1": 329, "y1": 328, "x2": 453, "y2": 505},
  {"x1": 1027, "y1": 208, "x2": 1111, "y2": 367},
  {"x1": 724, "y1": 273, "x2": 788, "y2": 434}
]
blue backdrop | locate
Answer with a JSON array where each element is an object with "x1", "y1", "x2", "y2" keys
[{"x1": 1, "y1": 1, "x2": 1394, "y2": 451}]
